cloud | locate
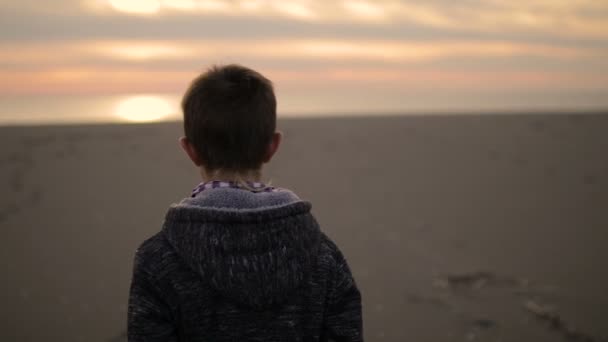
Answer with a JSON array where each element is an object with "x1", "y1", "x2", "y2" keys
[
  {"x1": 93, "y1": 0, "x2": 608, "y2": 39},
  {"x1": 2, "y1": 64, "x2": 605, "y2": 97},
  {"x1": 1, "y1": 38, "x2": 601, "y2": 69},
  {"x1": 0, "y1": 0, "x2": 606, "y2": 111},
  {"x1": 106, "y1": 0, "x2": 162, "y2": 15},
  {"x1": 1, "y1": 36, "x2": 605, "y2": 97},
  {"x1": 2, "y1": 0, "x2": 608, "y2": 40}
]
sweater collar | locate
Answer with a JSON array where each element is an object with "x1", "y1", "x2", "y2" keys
[{"x1": 191, "y1": 180, "x2": 276, "y2": 198}]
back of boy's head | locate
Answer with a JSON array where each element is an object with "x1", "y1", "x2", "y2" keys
[{"x1": 182, "y1": 64, "x2": 277, "y2": 172}]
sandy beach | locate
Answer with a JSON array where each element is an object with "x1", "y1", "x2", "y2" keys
[{"x1": 1, "y1": 113, "x2": 607, "y2": 342}]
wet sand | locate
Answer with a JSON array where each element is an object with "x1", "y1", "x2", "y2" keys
[{"x1": 1, "y1": 113, "x2": 607, "y2": 341}]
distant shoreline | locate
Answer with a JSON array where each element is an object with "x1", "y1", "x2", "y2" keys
[{"x1": 0, "y1": 109, "x2": 606, "y2": 128}]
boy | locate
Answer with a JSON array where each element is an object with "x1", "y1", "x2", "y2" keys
[{"x1": 128, "y1": 64, "x2": 363, "y2": 341}]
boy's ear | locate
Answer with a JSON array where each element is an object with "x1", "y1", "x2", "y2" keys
[
  {"x1": 262, "y1": 131, "x2": 282, "y2": 163},
  {"x1": 179, "y1": 136, "x2": 203, "y2": 166}
]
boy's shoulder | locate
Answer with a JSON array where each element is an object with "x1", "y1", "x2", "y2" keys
[
  {"x1": 317, "y1": 232, "x2": 351, "y2": 269},
  {"x1": 132, "y1": 232, "x2": 176, "y2": 276}
]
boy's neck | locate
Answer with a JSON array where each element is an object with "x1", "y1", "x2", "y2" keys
[{"x1": 201, "y1": 168, "x2": 262, "y2": 183}]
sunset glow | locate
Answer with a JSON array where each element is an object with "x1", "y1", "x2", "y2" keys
[
  {"x1": 114, "y1": 96, "x2": 174, "y2": 122},
  {"x1": 108, "y1": 0, "x2": 161, "y2": 15},
  {"x1": 0, "y1": 0, "x2": 607, "y2": 124}
]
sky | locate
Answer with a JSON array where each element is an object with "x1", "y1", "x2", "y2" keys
[{"x1": 0, "y1": 0, "x2": 607, "y2": 123}]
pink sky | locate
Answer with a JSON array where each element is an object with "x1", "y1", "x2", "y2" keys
[{"x1": 0, "y1": 0, "x2": 607, "y2": 121}]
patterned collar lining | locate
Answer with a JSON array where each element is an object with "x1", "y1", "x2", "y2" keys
[{"x1": 191, "y1": 180, "x2": 277, "y2": 198}]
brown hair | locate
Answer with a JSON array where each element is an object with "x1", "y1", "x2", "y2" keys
[{"x1": 182, "y1": 64, "x2": 277, "y2": 172}]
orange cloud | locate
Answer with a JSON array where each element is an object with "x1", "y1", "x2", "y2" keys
[
  {"x1": 83, "y1": 0, "x2": 608, "y2": 39},
  {"x1": 0, "y1": 68, "x2": 191, "y2": 95},
  {"x1": 1, "y1": 66, "x2": 605, "y2": 96},
  {"x1": 0, "y1": 39, "x2": 598, "y2": 67}
]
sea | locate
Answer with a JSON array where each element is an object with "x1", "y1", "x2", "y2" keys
[{"x1": 2, "y1": 93, "x2": 607, "y2": 126}]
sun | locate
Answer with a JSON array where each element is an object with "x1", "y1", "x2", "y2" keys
[
  {"x1": 115, "y1": 96, "x2": 174, "y2": 123},
  {"x1": 108, "y1": 0, "x2": 161, "y2": 15}
]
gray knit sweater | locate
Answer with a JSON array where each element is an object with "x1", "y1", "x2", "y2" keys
[{"x1": 127, "y1": 188, "x2": 363, "y2": 341}]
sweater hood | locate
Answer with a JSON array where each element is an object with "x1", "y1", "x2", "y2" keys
[{"x1": 162, "y1": 188, "x2": 321, "y2": 309}]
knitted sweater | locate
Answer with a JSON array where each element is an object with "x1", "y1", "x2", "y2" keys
[{"x1": 127, "y1": 188, "x2": 363, "y2": 341}]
